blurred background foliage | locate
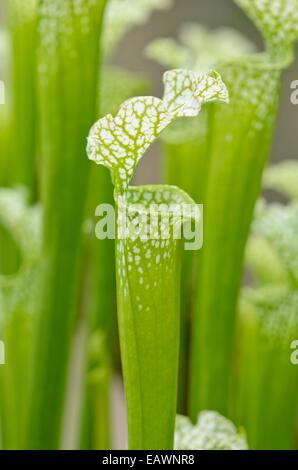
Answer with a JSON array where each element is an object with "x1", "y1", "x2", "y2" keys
[{"x1": 0, "y1": 0, "x2": 297, "y2": 450}]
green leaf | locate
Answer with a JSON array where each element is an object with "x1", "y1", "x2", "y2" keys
[
  {"x1": 189, "y1": 57, "x2": 284, "y2": 418},
  {"x1": 188, "y1": 3, "x2": 298, "y2": 419},
  {"x1": 27, "y1": 0, "x2": 107, "y2": 449},
  {"x1": 85, "y1": 64, "x2": 149, "y2": 451},
  {"x1": 6, "y1": 0, "x2": 38, "y2": 194},
  {"x1": 149, "y1": 16, "x2": 295, "y2": 424},
  {"x1": 175, "y1": 411, "x2": 248, "y2": 450},
  {"x1": 88, "y1": 67, "x2": 223, "y2": 449},
  {"x1": 0, "y1": 30, "x2": 12, "y2": 188}
]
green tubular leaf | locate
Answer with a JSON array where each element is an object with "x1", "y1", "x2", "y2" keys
[
  {"x1": 84, "y1": 170, "x2": 115, "y2": 451},
  {"x1": 235, "y1": 0, "x2": 298, "y2": 56},
  {"x1": 84, "y1": 64, "x2": 150, "y2": 450},
  {"x1": 0, "y1": 1, "x2": 37, "y2": 283},
  {"x1": 189, "y1": 55, "x2": 286, "y2": 418},
  {"x1": 0, "y1": 188, "x2": 41, "y2": 449},
  {"x1": 88, "y1": 11, "x2": 173, "y2": 428},
  {"x1": 0, "y1": 30, "x2": 11, "y2": 187},
  {"x1": 27, "y1": 0, "x2": 107, "y2": 449},
  {"x1": 91, "y1": 66, "x2": 149, "y2": 322},
  {"x1": 87, "y1": 68, "x2": 225, "y2": 449},
  {"x1": 1, "y1": 4, "x2": 37, "y2": 275},
  {"x1": 236, "y1": 288, "x2": 298, "y2": 449},
  {"x1": 146, "y1": 23, "x2": 255, "y2": 200},
  {"x1": 146, "y1": 23, "x2": 254, "y2": 198},
  {"x1": 83, "y1": 181, "x2": 115, "y2": 451},
  {"x1": 263, "y1": 160, "x2": 298, "y2": 200},
  {"x1": 6, "y1": 0, "x2": 38, "y2": 194},
  {"x1": 175, "y1": 411, "x2": 248, "y2": 450},
  {"x1": 146, "y1": 2, "x2": 298, "y2": 442},
  {"x1": 188, "y1": 0, "x2": 298, "y2": 418},
  {"x1": 89, "y1": 65, "x2": 150, "y2": 330},
  {"x1": 115, "y1": 185, "x2": 200, "y2": 449},
  {"x1": 84, "y1": 64, "x2": 149, "y2": 452},
  {"x1": 146, "y1": 29, "x2": 256, "y2": 413},
  {"x1": 146, "y1": 4, "x2": 298, "y2": 423}
]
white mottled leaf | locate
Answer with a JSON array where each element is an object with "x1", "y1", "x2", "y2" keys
[
  {"x1": 175, "y1": 411, "x2": 248, "y2": 450},
  {"x1": 87, "y1": 96, "x2": 170, "y2": 189},
  {"x1": 235, "y1": 0, "x2": 298, "y2": 53},
  {"x1": 163, "y1": 69, "x2": 229, "y2": 117},
  {"x1": 87, "y1": 69, "x2": 229, "y2": 190}
]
